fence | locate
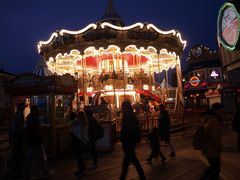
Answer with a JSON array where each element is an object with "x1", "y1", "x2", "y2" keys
[{"x1": 115, "y1": 111, "x2": 185, "y2": 137}]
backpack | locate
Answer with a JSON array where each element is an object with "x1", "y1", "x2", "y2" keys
[
  {"x1": 192, "y1": 125, "x2": 205, "y2": 150},
  {"x1": 95, "y1": 123, "x2": 104, "y2": 140}
]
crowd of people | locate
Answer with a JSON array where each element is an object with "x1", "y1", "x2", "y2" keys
[
  {"x1": 8, "y1": 103, "x2": 104, "y2": 179},
  {"x1": 1, "y1": 99, "x2": 240, "y2": 180}
]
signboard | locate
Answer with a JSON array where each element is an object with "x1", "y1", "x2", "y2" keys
[
  {"x1": 189, "y1": 76, "x2": 200, "y2": 87},
  {"x1": 217, "y1": 2, "x2": 240, "y2": 51},
  {"x1": 209, "y1": 69, "x2": 221, "y2": 81}
]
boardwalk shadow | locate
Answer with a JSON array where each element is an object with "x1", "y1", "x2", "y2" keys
[{"x1": 147, "y1": 157, "x2": 206, "y2": 180}]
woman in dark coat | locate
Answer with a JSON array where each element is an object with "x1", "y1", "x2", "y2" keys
[
  {"x1": 119, "y1": 100, "x2": 146, "y2": 180},
  {"x1": 85, "y1": 109, "x2": 98, "y2": 168},
  {"x1": 158, "y1": 104, "x2": 175, "y2": 157}
]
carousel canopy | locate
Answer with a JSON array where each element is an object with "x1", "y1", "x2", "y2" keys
[
  {"x1": 37, "y1": 0, "x2": 186, "y2": 76},
  {"x1": 38, "y1": 22, "x2": 186, "y2": 58}
]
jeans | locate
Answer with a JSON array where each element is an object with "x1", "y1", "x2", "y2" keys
[
  {"x1": 25, "y1": 144, "x2": 49, "y2": 179},
  {"x1": 120, "y1": 143, "x2": 146, "y2": 180},
  {"x1": 200, "y1": 157, "x2": 220, "y2": 180}
]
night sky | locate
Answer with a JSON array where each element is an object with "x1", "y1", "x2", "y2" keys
[{"x1": 0, "y1": 0, "x2": 225, "y2": 74}]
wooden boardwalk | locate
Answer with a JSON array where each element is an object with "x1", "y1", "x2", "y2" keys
[
  {"x1": 3, "y1": 126, "x2": 240, "y2": 180},
  {"x1": 37, "y1": 126, "x2": 240, "y2": 180},
  {"x1": 45, "y1": 143, "x2": 207, "y2": 180}
]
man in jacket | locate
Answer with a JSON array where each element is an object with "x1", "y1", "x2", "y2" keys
[
  {"x1": 11, "y1": 103, "x2": 25, "y2": 176},
  {"x1": 200, "y1": 102, "x2": 224, "y2": 180}
]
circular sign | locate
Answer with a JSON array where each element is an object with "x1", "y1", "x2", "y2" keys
[
  {"x1": 217, "y1": 2, "x2": 240, "y2": 51},
  {"x1": 190, "y1": 76, "x2": 200, "y2": 87}
]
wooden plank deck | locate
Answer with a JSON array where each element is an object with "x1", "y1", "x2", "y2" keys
[
  {"x1": 3, "y1": 126, "x2": 240, "y2": 180},
  {"x1": 44, "y1": 142, "x2": 207, "y2": 180}
]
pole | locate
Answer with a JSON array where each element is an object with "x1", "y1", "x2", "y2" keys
[{"x1": 165, "y1": 67, "x2": 168, "y2": 102}]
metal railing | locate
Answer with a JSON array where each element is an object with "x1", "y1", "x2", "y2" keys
[{"x1": 115, "y1": 111, "x2": 185, "y2": 137}]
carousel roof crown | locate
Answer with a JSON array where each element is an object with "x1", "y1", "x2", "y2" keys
[{"x1": 100, "y1": 0, "x2": 124, "y2": 26}]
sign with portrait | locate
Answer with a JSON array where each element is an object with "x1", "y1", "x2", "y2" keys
[{"x1": 217, "y1": 2, "x2": 240, "y2": 51}]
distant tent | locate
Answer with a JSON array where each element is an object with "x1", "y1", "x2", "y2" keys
[
  {"x1": 33, "y1": 59, "x2": 53, "y2": 76},
  {"x1": 159, "y1": 79, "x2": 174, "y2": 90}
]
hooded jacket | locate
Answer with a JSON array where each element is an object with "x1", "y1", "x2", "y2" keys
[{"x1": 201, "y1": 114, "x2": 222, "y2": 158}]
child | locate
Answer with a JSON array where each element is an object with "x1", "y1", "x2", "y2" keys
[{"x1": 147, "y1": 127, "x2": 166, "y2": 164}]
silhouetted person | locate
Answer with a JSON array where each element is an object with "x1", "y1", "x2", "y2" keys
[
  {"x1": 147, "y1": 127, "x2": 166, "y2": 164},
  {"x1": 100, "y1": 96, "x2": 108, "y2": 106},
  {"x1": 11, "y1": 103, "x2": 25, "y2": 177},
  {"x1": 158, "y1": 104, "x2": 175, "y2": 157},
  {"x1": 200, "y1": 103, "x2": 224, "y2": 180},
  {"x1": 119, "y1": 100, "x2": 146, "y2": 180},
  {"x1": 232, "y1": 101, "x2": 240, "y2": 153},
  {"x1": 85, "y1": 109, "x2": 98, "y2": 168},
  {"x1": 71, "y1": 111, "x2": 89, "y2": 177},
  {"x1": 25, "y1": 105, "x2": 54, "y2": 179}
]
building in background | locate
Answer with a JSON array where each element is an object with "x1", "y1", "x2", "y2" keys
[
  {"x1": 183, "y1": 45, "x2": 231, "y2": 109},
  {"x1": 0, "y1": 70, "x2": 15, "y2": 109},
  {"x1": 217, "y1": 1, "x2": 240, "y2": 104}
]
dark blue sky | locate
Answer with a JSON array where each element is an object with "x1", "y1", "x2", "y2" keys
[{"x1": 0, "y1": 0, "x2": 225, "y2": 74}]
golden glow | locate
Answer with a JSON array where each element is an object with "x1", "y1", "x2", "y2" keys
[
  {"x1": 105, "y1": 90, "x2": 136, "y2": 96},
  {"x1": 101, "y1": 22, "x2": 144, "y2": 30},
  {"x1": 105, "y1": 85, "x2": 113, "y2": 91},
  {"x1": 60, "y1": 23, "x2": 97, "y2": 35},
  {"x1": 147, "y1": 24, "x2": 187, "y2": 49},
  {"x1": 143, "y1": 84, "x2": 149, "y2": 90},
  {"x1": 147, "y1": 24, "x2": 176, "y2": 35},
  {"x1": 87, "y1": 87, "x2": 93, "y2": 92},
  {"x1": 46, "y1": 45, "x2": 181, "y2": 77},
  {"x1": 176, "y1": 33, "x2": 187, "y2": 49},
  {"x1": 126, "y1": 84, "x2": 134, "y2": 90},
  {"x1": 37, "y1": 32, "x2": 58, "y2": 53}
]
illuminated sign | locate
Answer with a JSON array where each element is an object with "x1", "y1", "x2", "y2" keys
[
  {"x1": 217, "y1": 2, "x2": 240, "y2": 51},
  {"x1": 210, "y1": 70, "x2": 219, "y2": 78},
  {"x1": 189, "y1": 76, "x2": 200, "y2": 87}
]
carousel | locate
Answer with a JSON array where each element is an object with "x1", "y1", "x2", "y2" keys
[{"x1": 37, "y1": 0, "x2": 186, "y2": 112}]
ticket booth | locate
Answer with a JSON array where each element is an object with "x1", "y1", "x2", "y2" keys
[{"x1": 5, "y1": 73, "x2": 77, "y2": 157}]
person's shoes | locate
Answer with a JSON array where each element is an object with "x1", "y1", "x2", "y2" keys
[
  {"x1": 168, "y1": 152, "x2": 176, "y2": 157},
  {"x1": 88, "y1": 164, "x2": 97, "y2": 169},
  {"x1": 74, "y1": 171, "x2": 86, "y2": 177},
  {"x1": 161, "y1": 157, "x2": 166, "y2": 163},
  {"x1": 13, "y1": 170, "x2": 24, "y2": 177},
  {"x1": 46, "y1": 169, "x2": 55, "y2": 177}
]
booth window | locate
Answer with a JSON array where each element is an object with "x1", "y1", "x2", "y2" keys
[
  {"x1": 31, "y1": 96, "x2": 50, "y2": 124},
  {"x1": 55, "y1": 95, "x2": 73, "y2": 124}
]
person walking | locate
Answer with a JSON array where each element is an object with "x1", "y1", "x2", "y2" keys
[
  {"x1": 85, "y1": 109, "x2": 99, "y2": 168},
  {"x1": 146, "y1": 127, "x2": 166, "y2": 164},
  {"x1": 200, "y1": 102, "x2": 224, "y2": 180},
  {"x1": 11, "y1": 103, "x2": 25, "y2": 177},
  {"x1": 25, "y1": 105, "x2": 54, "y2": 180},
  {"x1": 119, "y1": 100, "x2": 146, "y2": 180},
  {"x1": 232, "y1": 101, "x2": 240, "y2": 153},
  {"x1": 158, "y1": 104, "x2": 175, "y2": 157},
  {"x1": 71, "y1": 111, "x2": 89, "y2": 177}
]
